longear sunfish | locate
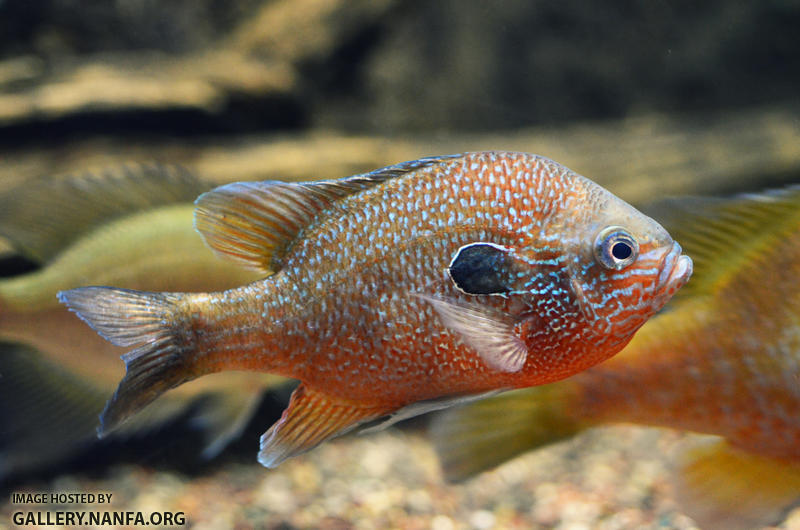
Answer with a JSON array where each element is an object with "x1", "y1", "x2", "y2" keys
[
  {"x1": 59, "y1": 151, "x2": 692, "y2": 467},
  {"x1": 431, "y1": 185, "x2": 800, "y2": 529}
]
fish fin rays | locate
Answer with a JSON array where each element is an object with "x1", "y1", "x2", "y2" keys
[
  {"x1": 57, "y1": 286, "x2": 190, "y2": 436},
  {"x1": 429, "y1": 384, "x2": 584, "y2": 482},
  {"x1": 258, "y1": 384, "x2": 391, "y2": 468},
  {"x1": 415, "y1": 294, "x2": 527, "y2": 373},
  {"x1": 645, "y1": 185, "x2": 800, "y2": 300},
  {"x1": 673, "y1": 439, "x2": 800, "y2": 530},
  {"x1": 193, "y1": 155, "x2": 463, "y2": 273},
  {"x1": 360, "y1": 390, "x2": 503, "y2": 434},
  {"x1": 0, "y1": 164, "x2": 207, "y2": 263},
  {"x1": 194, "y1": 180, "x2": 338, "y2": 274}
]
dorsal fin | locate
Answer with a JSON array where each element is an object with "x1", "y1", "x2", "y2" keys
[
  {"x1": 645, "y1": 185, "x2": 800, "y2": 300},
  {"x1": 0, "y1": 164, "x2": 208, "y2": 263},
  {"x1": 193, "y1": 154, "x2": 460, "y2": 273}
]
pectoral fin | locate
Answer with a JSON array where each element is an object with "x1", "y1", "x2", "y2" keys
[
  {"x1": 415, "y1": 294, "x2": 527, "y2": 373},
  {"x1": 673, "y1": 439, "x2": 800, "y2": 530},
  {"x1": 258, "y1": 384, "x2": 392, "y2": 468}
]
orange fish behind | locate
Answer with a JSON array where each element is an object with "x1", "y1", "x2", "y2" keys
[{"x1": 59, "y1": 151, "x2": 692, "y2": 467}]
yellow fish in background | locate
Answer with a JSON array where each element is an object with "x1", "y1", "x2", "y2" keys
[
  {"x1": 0, "y1": 166, "x2": 285, "y2": 478},
  {"x1": 430, "y1": 185, "x2": 800, "y2": 530}
]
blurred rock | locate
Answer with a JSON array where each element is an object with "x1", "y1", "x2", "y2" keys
[
  {"x1": 0, "y1": 51, "x2": 294, "y2": 126},
  {"x1": 0, "y1": 0, "x2": 256, "y2": 56},
  {"x1": 1, "y1": 0, "x2": 798, "y2": 139},
  {"x1": 0, "y1": 0, "x2": 398, "y2": 138},
  {"x1": 314, "y1": 0, "x2": 800, "y2": 131},
  {"x1": 228, "y1": 0, "x2": 396, "y2": 63}
]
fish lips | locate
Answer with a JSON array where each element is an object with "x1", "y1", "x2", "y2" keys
[{"x1": 655, "y1": 241, "x2": 693, "y2": 300}]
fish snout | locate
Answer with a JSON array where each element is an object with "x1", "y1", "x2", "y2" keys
[{"x1": 657, "y1": 241, "x2": 693, "y2": 296}]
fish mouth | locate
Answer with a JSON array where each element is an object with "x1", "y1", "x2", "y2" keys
[{"x1": 656, "y1": 241, "x2": 693, "y2": 296}]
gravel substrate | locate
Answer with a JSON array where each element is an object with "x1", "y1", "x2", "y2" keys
[{"x1": 3, "y1": 425, "x2": 799, "y2": 529}]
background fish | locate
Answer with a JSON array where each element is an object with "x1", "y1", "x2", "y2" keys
[
  {"x1": 59, "y1": 151, "x2": 692, "y2": 468},
  {"x1": 0, "y1": 166, "x2": 285, "y2": 478},
  {"x1": 430, "y1": 185, "x2": 800, "y2": 529}
]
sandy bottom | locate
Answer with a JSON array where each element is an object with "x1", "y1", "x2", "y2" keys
[{"x1": 3, "y1": 425, "x2": 799, "y2": 529}]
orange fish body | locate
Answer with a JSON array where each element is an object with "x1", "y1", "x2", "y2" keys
[
  {"x1": 60, "y1": 151, "x2": 691, "y2": 467},
  {"x1": 431, "y1": 186, "x2": 800, "y2": 529}
]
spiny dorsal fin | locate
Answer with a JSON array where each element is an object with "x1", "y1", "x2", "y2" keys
[
  {"x1": 193, "y1": 154, "x2": 461, "y2": 273},
  {"x1": 0, "y1": 164, "x2": 208, "y2": 263},
  {"x1": 645, "y1": 185, "x2": 800, "y2": 300}
]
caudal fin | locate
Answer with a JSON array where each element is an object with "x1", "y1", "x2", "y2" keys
[{"x1": 57, "y1": 286, "x2": 190, "y2": 436}]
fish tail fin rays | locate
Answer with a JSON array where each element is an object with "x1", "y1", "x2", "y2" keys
[
  {"x1": 258, "y1": 384, "x2": 391, "y2": 468},
  {"x1": 429, "y1": 383, "x2": 585, "y2": 482},
  {"x1": 57, "y1": 286, "x2": 191, "y2": 436},
  {"x1": 673, "y1": 439, "x2": 800, "y2": 530}
]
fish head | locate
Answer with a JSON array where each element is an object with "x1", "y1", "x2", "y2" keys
[
  {"x1": 437, "y1": 163, "x2": 693, "y2": 377},
  {"x1": 549, "y1": 182, "x2": 693, "y2": 349}
]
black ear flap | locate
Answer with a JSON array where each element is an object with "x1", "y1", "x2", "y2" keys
[{"x1": 448, "y1": 242, "x2": 514, "y2": 295}]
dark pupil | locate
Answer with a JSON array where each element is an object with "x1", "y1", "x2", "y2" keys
[{"x1": 611, "y1": 240, "x2": 632, "y2": 260}]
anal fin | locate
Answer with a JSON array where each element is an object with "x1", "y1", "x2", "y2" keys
[
  {"x1": 258, "y1": 384, "x2": 391, "y2": 468},
  {"x1": 674, "y1": 439, "x2": 800, "y2": 530}
]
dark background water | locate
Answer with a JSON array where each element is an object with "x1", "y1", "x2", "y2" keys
[{"x1": 0, "y1": 0, "x2": 798, "y2": 142}]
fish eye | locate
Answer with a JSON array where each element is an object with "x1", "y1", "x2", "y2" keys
[{"x1": 594, "y1": 226, "x2": 639, "y2": 270}]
